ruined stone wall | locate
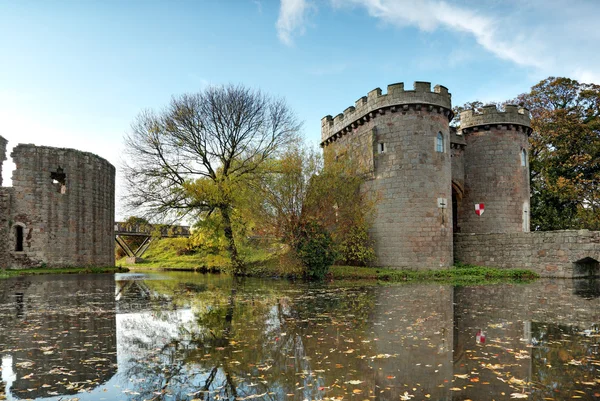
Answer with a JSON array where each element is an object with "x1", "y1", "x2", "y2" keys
[
  {"x1": 7, "y1": 144, "x2": 115, "y2": 267},
  {"x1": 454, "y1": 231, "x2": 600, "y2": 277},
  {"x1": 459, "y1": 105, "x2": 531, "y2": 233},
  {"x1": 0, "y1": 188, "x2": 13, "y2": 269},
  {"x1": 322, "y1": 82, "x2": 454, "y2": 268},
  {"x1": 0, "y1": 135, "x2": 6, "y2": 187},
  {"x1": 0, "y1": 135, "x2": 8, "y2": 268}
]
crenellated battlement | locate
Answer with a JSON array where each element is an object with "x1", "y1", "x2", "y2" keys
[
  {"x1": 321, "y1": 81, "x2": 453, "y2": 145},
  {"x1": 459, "y1": 104, "x2": 531, "y2": 134}
]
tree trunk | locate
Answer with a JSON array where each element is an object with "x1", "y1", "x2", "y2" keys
[{"x1": 219, "y1": 206, "x2": 244, "y2": 275}]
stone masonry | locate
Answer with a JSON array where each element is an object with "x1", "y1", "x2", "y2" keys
[
  {"x1": 455, "y1": 231, "x2": 600, "y2": 278},
  {"x1": 0, "y1": 136, "x2": 115, "y2": 268},
  {"x1": 321, "y1": 80, "x2": 600, "y2": 276},
  {"x1": 458, "y1": 105, "x2": 532, "y2": 233},
  {"x1": 0, "y1": 136, "x2": 9, "y2": 268},
  {"x1": 322, "y1": 82, "x2": 454, "y2": 268},
  {"x1": 322, "y1": 81, "x2": 535, "y2": 269}
]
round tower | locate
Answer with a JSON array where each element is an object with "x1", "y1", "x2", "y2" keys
[
  {"x1": 458, "y1": 105, "x2": 532, "y2": 233},
  {"x1": 321, "y1": 81, "x2": 454, "y2": 268}
]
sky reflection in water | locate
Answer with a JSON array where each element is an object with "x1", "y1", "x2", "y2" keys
[{"x1": 0, "y1": 272, "x2": 599, "y2": 400}]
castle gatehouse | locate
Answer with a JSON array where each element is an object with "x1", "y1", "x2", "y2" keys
[{"x1": 321, "y1": 81, "x2": 600, "y2": 276}]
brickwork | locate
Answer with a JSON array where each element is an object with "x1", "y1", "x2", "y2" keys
[
  {"x1": 454, "y1": 231, "x2": 600, "y2": 277},
  {"x1": 322, "y1": 82, "x2": 454, "y2": 268},
  {"x1": 459, "y1": 105, "x2": 532, "y2": 233},
  {"x1": 1, "y1": 142, "x2": 115, "y2": 268}
]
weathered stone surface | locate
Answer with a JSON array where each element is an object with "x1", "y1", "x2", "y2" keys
[
  {"x1": 0, "y1": 136, "x2": 115, "y2": 268},
  {"x1": 322, "y1": 82, "x2": 454, "y2": 268},
  {"x1": 459, "y1": 107, "x2": 531, "y2": 234},
  {"x1": 321, "y1": 83, "x2": 582, "y2": 271},
  {"x1": 455, "y1": 231, "x2": 600, "y2": 277}
]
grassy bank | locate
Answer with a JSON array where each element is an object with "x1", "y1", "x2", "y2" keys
[
  {"x1": 0, "y1": 266, "x2": 129, "y2": 279},
  {"x1": 118, "y1": 238, "x2": 538, "y2": 284},
  {"x1": 329, "y1": 264, "x2": 538, "y2": 285}
]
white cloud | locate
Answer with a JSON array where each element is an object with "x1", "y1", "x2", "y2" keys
[
  {"x1": 276, "y1": 0, "x2": 312, "y2": 46},
  {"x1": 330, "y1": 0, "x2": 545, "y2": 69},
  {"x1": 280, "y1": 0, "x2": 600, "y2": 84}
]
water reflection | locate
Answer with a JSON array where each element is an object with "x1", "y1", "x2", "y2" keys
[
  {"x1": 573, "y1": 278, "x2": 600, "y2": 299},
  {"x1": 0, "y1": 274, "x2": 117, "y2": 399},
  {"x1": 0, "y1": 273, "x2": 599, "y2": 400}
]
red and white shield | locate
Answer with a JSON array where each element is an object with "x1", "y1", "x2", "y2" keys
[
  {"x1": 476, "y1": 329, "x2": 486, "y2": 344},
  {"x1": 475, "y1": 203, "x2": 485, "y2": 216}
]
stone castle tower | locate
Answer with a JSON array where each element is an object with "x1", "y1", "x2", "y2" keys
[
  {"x1": 0, "y1": 136, "x2": 116, "y2": 268},
  {"x1": 321, "y1": 81, "x2": 531, "y2": 269},
  {"x1": 457, "y1": 106, "x2": 532, "y2": 234}
]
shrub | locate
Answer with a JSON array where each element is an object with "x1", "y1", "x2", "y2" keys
[
  {"x1": 336, "y1": 224, "x2": 376, "y2": 266},
  {"x1": 293, "y1": 221, "x2": 337, "y2": 280}
]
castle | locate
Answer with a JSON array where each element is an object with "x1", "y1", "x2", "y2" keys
[
  {"x1": 0, "y1": 81, "x2": 598, "y2": 276},
  {"x1": 0, "y1": 136, "x2": 115, "y2": 268},
  {"x1": 321, "y1": 81, "x2": 600, "y2": 276}
]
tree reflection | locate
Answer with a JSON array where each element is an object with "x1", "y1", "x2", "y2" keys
[{"x1": 117, "y1": 277, "x2": 379, "y2": 400}]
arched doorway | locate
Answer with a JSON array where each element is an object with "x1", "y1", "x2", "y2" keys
[{"x1": 451, "y1": 181, "x2": 463, "y2": 233}]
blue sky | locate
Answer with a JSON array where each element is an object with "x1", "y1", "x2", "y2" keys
[{"x1": 1, "y1": 0, "x2": 598, "y2": 217}]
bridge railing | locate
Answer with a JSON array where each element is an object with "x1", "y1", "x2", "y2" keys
[{"x1": 114, "y1": 222, "x2": 191, "y2": 238}]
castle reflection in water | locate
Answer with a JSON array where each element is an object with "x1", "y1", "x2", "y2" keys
[{"x1": 0, "y1": 273, "x2": 599, "y2": 400}]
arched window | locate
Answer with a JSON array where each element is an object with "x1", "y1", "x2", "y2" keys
[
  {"x1": 15, "y1": 225, "x2": 23, "y2": 252},
  {"x1": 436, "y1": 132, "x2": 444, "y2": 153},
  {"x1": 520, "y1": 149, "x2": 527, "y2": 166}
]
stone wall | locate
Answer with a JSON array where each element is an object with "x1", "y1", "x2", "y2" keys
[
  {"x1": 5, "y1": 144, "x2": 115, "y2": 268},
  {"x1": 322, "y1": 82, "x2": 454, "y2": 268},
  {"x1": 0, "y1": 188, "x2": 11, "y2": 269},
  {"x1": 0, "y1": 136, "x2": 8, "y2": 268},
  {"x1": 454, "y1": 231, "x2": 600, "y2": 277},
  {"x1": 0, "y1": 135, "x2": 6, "y2": 187}
]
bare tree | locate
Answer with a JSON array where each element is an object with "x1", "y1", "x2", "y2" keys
[{"x1": 123, "y1": 84, "x2": 301, "y2": 274}]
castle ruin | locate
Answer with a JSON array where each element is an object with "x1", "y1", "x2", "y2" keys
[
  {"x1": 322, "y1": 81, "x2": 600, "y2": 276},
  {"x1": 0, "y1": 136, "x2": 115, "y2": 268}
]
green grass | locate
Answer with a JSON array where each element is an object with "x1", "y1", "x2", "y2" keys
[
  {"x1": 119, "y1": 238, "x2": 538, "y2": 285},
  {"x1": 0, "y1": 266, "x2": 129, "y2": 279},
  {"x1": 119, "y1": 237, "x2": 251, "y2": 272},
  {"x1": 329, "y1": 263, "x2": 539, "y2": 285}
]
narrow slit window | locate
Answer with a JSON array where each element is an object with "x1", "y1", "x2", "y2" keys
[
  {"x1": 15, "y1": 226, "x2": 23, "y2": 252},
  {"x1": 378, "y1": 142, "x2": 385, "y2": 153},
  {"x1": 521, "y1": 149, "x2": 527, "y2": 166},
  {"x1": 436, "y1": 132, "x2": 444, "y2": 153}
]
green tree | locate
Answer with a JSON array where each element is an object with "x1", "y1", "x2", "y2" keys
[
  {"x1": 515, "y1": 77, "x2": 600, "y2": 230},
  {"x1": 251, "y1": 143, "x2": 376, "y2": 276},
  {"x1": 123, "y1": 84, "x2": 300, "y2": 274}
]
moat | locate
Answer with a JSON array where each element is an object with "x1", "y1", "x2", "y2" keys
[{"x1": 1, "y1": 273, "x2": 599, "y2": 400}]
